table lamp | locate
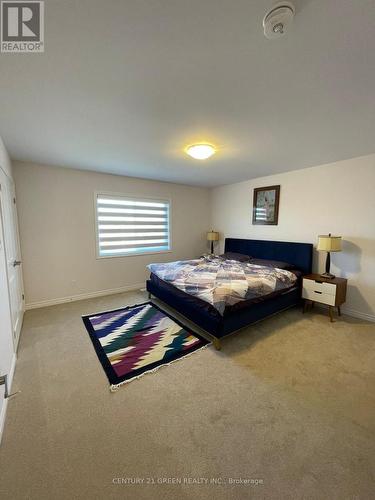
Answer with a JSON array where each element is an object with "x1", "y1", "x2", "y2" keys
[
  {"x1": 317, "y1": 233, "x2": 342, "y2": 279},
  {"x1": 207, "y1": 231, "x2": 219, "y2": 255}
]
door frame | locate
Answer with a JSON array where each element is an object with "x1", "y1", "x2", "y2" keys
[{"x1": 0, "y1": 170, "x2": 25, "y2": 350}]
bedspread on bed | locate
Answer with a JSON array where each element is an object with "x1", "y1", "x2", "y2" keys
[{"x1": 148, "y1": 256, "x2": 298, "y2": 315}]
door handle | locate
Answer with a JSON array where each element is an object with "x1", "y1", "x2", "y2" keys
[{"x1": 13, "y1": 260, "x2": 22, "y2": 267}]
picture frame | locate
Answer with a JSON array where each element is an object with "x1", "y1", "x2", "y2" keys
[{"x1": 252, "y1": 185, "x2": 280, "y2": 225}]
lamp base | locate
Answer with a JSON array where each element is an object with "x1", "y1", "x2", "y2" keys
[
  {"x1": 321, "y1": 272, "x2": 336, "y2": 280},
  {"x1": 322, "y1": 251, "x2": 335, "y2": 279}
]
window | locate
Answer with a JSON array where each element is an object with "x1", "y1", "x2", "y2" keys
[{"x1": 95, "y1": 194, "x2": 171, "y2": 258}]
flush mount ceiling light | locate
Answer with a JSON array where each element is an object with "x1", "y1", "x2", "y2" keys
[
  {"x1": 263, "y1": 1, "x2": 295, "y2": 39},
  {"x1": 185, "y1": 144, "x2": 216, "y2": 160}
]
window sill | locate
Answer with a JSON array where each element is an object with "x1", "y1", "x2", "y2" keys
[{"x1": 96, "y1": 250, "x2": 172, "y2": 260}]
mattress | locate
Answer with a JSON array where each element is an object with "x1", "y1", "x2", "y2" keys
[
  {"x1": 149, "y1": 270, "x2": 301, "y2": 318},
  {"x1": 148, "y1": 257, "x2": 300, "y2": 315}
]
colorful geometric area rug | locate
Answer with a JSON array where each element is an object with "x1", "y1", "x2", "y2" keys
[{"x1": 82, "y1": 302, "x2": 210, "y2": 391}]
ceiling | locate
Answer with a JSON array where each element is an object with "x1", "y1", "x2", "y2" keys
[{"x1": 1, "y1": 0, "x2": 375, "y2": 187}]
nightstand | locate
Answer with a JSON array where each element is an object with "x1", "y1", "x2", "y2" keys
[{"x1": 302, "y1": 273, "x2": 347, "y2": 322}]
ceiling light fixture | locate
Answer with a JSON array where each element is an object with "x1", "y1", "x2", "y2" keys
[{"x1": 185, "y1": 144, "x2": 216, "y2": 160}]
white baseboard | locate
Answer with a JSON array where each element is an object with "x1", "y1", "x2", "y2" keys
[
  {"x1": 314, "y1": 302, "x2": 375, "y2": 322},
  {"x1": 25, "y1": 282, "x2": 146, "y2": 310},
  {"x1": 340, "y1": 306, "x2": 375, "y2": 323},
  {"x1": 0, "y1": 353, "x2": 17, "y2": 445},
  {"x1": 26, "y1": 285, "x2": 375, "y2": 322}
]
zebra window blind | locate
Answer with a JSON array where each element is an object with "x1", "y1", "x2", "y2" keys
[{"x1": 96, "y1": 194, "x2": 171, "y2": 257}]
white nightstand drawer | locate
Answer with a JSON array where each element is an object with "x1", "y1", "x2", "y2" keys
[
  {"x1": 302, "y1": 287, "x2": 336, "y2": 306},
  {"x1": 302, "y1": 278, "x2": 336, "y2": 296}
]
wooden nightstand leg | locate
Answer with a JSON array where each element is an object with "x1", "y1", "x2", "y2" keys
[
  {"x1": 329, "y1": 306, "x2": 334, "y2": 322},
  {"x1": 337, "y1": 306, "x2": 341, "y2": 316},
  {"x1": 303, "y1": 300, "x2": 312, "y2": 313},
  {"x1": 212, "y1": 338, "x2": 222, "y2": 351}
]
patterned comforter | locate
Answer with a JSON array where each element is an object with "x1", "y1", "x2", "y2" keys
[{"x1": 148, "y1": 256, "x2": 298, "y2": 315}]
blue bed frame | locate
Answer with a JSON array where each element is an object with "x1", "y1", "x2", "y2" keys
[{"x1": 146, "y1": 238, "x2": 313, "y2": 349}]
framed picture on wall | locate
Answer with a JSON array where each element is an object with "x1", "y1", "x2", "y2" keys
[{"x1": 252, "y1": 185, "x2": 280, "y2": 225}]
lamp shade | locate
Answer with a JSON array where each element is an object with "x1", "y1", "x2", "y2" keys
[
  {"x1": 317, "y1": 235, "x2": 342, "y2": 252},
  {"x1": 207, "y1": 231, "x2": 219, "y2": 242}
]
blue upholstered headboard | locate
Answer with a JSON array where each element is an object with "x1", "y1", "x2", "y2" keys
[{"x1": 224, "y1": 238, "x2": 313, "y2": 275}]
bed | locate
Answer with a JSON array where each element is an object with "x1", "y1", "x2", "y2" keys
[{"x1": 146, "y1": 238, "x2": 313, "y2": 349}]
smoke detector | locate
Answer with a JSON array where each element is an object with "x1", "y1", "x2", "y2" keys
[{"x1": 263, "y1": 2, "x2": 295, "y2": 39}]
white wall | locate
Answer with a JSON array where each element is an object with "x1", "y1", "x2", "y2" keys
[
  {"x1": 0, "y1": 137, "x2": 16, "y2": 442},
  {"x1": 211, "y1": 154, "x2": 375, "y2": 321},
  {"x1": 13, "y1": 161, "x2": 211, "y2": 307}
]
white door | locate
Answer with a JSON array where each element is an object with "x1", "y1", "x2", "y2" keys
[
  {"x1": 0, "y1": 208, "x2": 15, "y2": 439},
  {"x1": 0, "y1": 171, "x2": 24, "y2": 349}
]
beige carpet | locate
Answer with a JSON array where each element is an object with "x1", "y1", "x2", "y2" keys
[{"x1": 0, "y1": 291, "x2": 374, "y2": 500}]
